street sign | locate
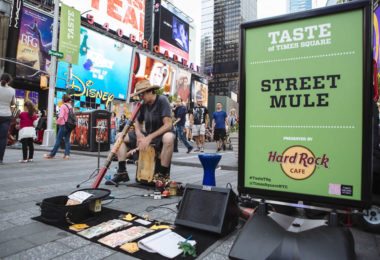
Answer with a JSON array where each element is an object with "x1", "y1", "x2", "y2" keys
[{"x1": 48, "y1": 50, "x2": 64, "y2": 58}]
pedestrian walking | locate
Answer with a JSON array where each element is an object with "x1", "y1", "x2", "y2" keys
[
  {"x1": 44, "y1": 94, "x2": 73, "y2": 160},
  {"x1": 190, "y1": 96, "x2": 209, "y2": 152},
  {"x1": 18, "y1": 101, "x2": 37, "y2": 162},
  {"x1": 212, "y1": 102, "x2": 228, "y2": 152},
  {"x1": 0, "y1": 73, "x2": 16, "y2": 165},
  {"x1": 174, "y1": 98, "x2": 193, "y2": 153}
]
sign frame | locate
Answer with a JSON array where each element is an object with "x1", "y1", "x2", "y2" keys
[{"x1": 238, "y1": 1, "x2": 372, "y2": 208}]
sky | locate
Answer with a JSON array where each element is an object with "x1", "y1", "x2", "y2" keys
[{"x1": 171, "y1": 0, "x2": 329, "y2": 65}]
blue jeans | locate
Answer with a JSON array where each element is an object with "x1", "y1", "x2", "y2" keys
[
  {"x1": 50, "y1": 125, "x2": 71, "y2": 156},
  {"x1": 110, "y1": 128, "x2": 116, "y2": 144},
  {"x1": 0, "y1": 118, "x2": 11, "y2": 161},
  {"x1": 176, "y1": 125, "x2": 192, "y2": 149}
]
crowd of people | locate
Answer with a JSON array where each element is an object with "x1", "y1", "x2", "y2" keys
[{"x1": 0, "y1": 73, "x2": 238, "y2": 188}]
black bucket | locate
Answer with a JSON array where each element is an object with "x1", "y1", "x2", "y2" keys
[{"x1": 39, "y1": 195, "x2": 93, "y2": 225}]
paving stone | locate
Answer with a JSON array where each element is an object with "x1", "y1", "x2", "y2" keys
[
  {"x1": 200, "y1": 252, "x2": 229, "y2": 260},
  {"x1": 23, "y1": 229, "x2": 70, "y2": 245},
  {"x1": 0, "y1": 222, "x2": 54, "y2": 243},
  {"x1": 0, "y1": 221, "x2": 16, "y2": 232},
  {"x1": 3, "y1": 241, "x2": 72, "y2": 260},
  {"x1": 56, "y1": 235, "x2": 91, "y2": 249},
  {"x1": 53, "y1": 244, "x2": 114, "y2": 260},
  {"x1": 351, "y1": 228, "x2": 380, "y2": 259},
  {"x1": 0, "y1": 238, "x2": 35, "y2": 258}
]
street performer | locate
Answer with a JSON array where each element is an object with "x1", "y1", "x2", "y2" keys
[{"x1": 106, "y1": 80, "x2": 175, "y2": 185}]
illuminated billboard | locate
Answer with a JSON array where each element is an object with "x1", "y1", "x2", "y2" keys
[
  {"x1": 56, "y1": 27, "x2": 134, "y2": 105},
  {"x1": 174, "y1": 69, "x2": 191, "y2": 103},
  {"x1": 61, "y1": 0, "x2": 145, "y2": 42},
  {"x1": 16, "y1": 6, "x2": 53, "y2": 81},
  {"x1": 159, "y1": 6, "x2": 189, "y2": 61},
  {"x1": 130, "y1": 52, "x2": 175, "y2": 96}
]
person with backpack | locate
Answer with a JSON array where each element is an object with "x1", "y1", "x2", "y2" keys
[{"x1": 44, "y1": 94, "x2": 75, "y2": 160}]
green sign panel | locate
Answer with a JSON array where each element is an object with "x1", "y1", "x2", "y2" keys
[
  {"x1": 59, "y1": 4, "x2": 81, "y2": 64},
  {"x1": 240, "y1": 3, "x2": 372, "y2": 207},
  {"x1": 49, "y1": 50, "x2": 64, "y2": 58}
]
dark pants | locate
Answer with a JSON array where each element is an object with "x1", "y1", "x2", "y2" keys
[
  {"x1": 50, "y1": 125, "x2": 71, "y2": 156},
  {"x1": 176, "y1": 125, "x2": 193, "y2": 149},
  {"x1": 0, "y1": 118, "x2": 11, "y2": 161},
  {"x1": 21, "y1": 138, "x2": 34, "y2": 160}
]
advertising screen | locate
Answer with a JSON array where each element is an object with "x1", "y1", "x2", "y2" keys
[
  {"x1": 240, "y1": 4, "x2": 372, "y2": 207},
  {"x1": 130, "y1": 52, "x2": 175, "y2": 96},
  {"x1": 159, "y1": 6, "x2": 189, "y2": 61},
  {"x1": 174, "y1": 69, "x2": 191, "y2": 103},
  {"x1": 56, "y1": 27, "x2": 133, "y2": 104},
  {"x1": 192, "y1": 80, "x2": 208, "y2": 107},
  {"x1": 61, "y1": 0, "x2": 145, "y2": 42},
  {"x1": 16, "y1": 6, "x2": 53, "y2": 81}
]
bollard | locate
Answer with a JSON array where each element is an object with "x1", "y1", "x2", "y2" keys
[{"x1": 198, "y1": 153, "x2": 222, "y2": 186}]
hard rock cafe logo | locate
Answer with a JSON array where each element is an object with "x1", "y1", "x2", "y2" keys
[{"x1": 268, "y1": 146, "x2": 329, "y2": 180}]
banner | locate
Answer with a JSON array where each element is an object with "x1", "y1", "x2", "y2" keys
[
  {"x1": 130, "y1": 52, "x2": 175, "y2": 96},
  {"x1": 174, "y1": 69, "x2": 191, "y2": 103},
  {"x1": 16, "y1": 6, "x2": 53, "y2": 81},
  {"x1": 240, "y1": 4, "x2": 371, "y2": 207},
  {"x1": 59, "y1": 3, "x2": 81, "y2": 64},
  {"x1": 56, "y1": 27, "x2": 134, "y2": 105},
  {"x1": 192, "y1": 80, "x2": 208, "y2": 107},
  {"x1": 60, "y1": 0, "x2": 145, "y2": 42}
]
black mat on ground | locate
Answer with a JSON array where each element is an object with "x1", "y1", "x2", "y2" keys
[
  {"x1": 32, "y1": 207, "x2": 221, "y2": 259},
  {"x1": 126, "y1": 182, "x2": 156, "y2": 190}
]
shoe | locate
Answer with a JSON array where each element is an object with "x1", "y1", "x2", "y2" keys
[
  {"x1": 217, "y1": 147, "x2": 221, "y2": 152},
  {"x1": 105, "y1": 172, "x2": 130, "y2": 185},
  {"x1": 200, "y1": 147, "x2": 204, "y2": 153},
  {"x1": 44, "y1": 154, "x2": 55, "y2": 159},
  {"x1": 63, "y1": 155, "x2": 70, "y2": 160},
  {"x1": 187, "y1": 147, "x2": 193, "y2": 154},
  {"x1": 193, "y1": 148, "x2": 200, "y2": 152},
  {"x1": 174, "y1": 149, "x2": 179, "y2": 153},
  {"x1": 19, "y1": 160, "x2": 28, "y2": 163},
  {"x1": 27, "y1": 159, "x2": 33, "y2": 162},
  {"x1": 222, "y1": 144, "x2": 226, "y2": 151}
]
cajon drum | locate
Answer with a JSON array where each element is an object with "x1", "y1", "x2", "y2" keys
[{"x1": 136, "y1": 146, "x2": 156, "y2": 184}]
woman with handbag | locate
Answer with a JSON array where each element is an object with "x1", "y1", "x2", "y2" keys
[
  {"x1": 0, "y1": 73, "x2": 16, "y2": 165},
  {"x1": 44, "y1": 94, "x2": 72, "y2": 160},
  {"x1": 18, "y1": 101, "x2": 37, "y2": 163}
]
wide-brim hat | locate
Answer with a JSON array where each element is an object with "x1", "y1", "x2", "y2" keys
[{"x1": 131, "y1": 80, "x2": 160, "y2": 97}]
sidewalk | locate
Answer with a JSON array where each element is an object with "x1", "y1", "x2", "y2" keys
[{"x1": 9, "y1": 141, "x2": 238, "y2": 171}]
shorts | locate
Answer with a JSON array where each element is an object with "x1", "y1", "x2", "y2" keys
[
  {"x1": 214, "y1": 128, "x2": 226, "y2": 141},
  {"x1": 192, "y1": 124, "x2": 206, "y2": 136}
]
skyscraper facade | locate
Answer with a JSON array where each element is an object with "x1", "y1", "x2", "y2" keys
[
  {"x1": 201, "y1": 0, "x2": 257, "y2": 96},
  {"x1": 288, "y1": 0, "x2": 312, "y2": 13}
]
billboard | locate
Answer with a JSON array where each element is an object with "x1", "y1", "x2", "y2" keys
[
  {"x1": 16, "y1": 6, "x2": 53, "y2": 81},
  {"x1": 174, "y1": 69, "x2": 191, "y2": 103},
  {"x1": 192, "y1": 79, "x2": 208, "y2": 107},
  {"x1": 159, "y1": 6, "x2": 189, "y2": 61},
  {"x1": 61, "y1": 0, "x2": 145, "y2": 42},
  {"x1": 130, "y1": 52, "x2": 175, "y2": 96},
  {"x1": 56, "y1": 27, "x2": 134, "y2": 105},
  {"x1": 240, "y1": 3, "x2": 372, "y2": 207},
  {"x1": 374, "y1": 6, "x2": 380, "y2": 71}
]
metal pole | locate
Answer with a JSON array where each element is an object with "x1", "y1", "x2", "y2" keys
[{"x1": 42, "y1": 0, "x2": 59, "y2": 146}]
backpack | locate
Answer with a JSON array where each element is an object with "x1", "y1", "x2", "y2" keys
[{"x1": 64, "y1": 104, "x2": 77, "y2": 130}]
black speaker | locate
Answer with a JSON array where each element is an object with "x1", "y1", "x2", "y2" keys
[{"x1": 174, "y1": 184, "x2": 239, "y2": 235}]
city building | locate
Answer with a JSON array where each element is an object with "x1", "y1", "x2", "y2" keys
[
  {"x1": 288, "y1": 0, "x2": 312, "y2": 13},
  {"x1": 201, "y1": 0, "x2": 257, "y2": 97}
]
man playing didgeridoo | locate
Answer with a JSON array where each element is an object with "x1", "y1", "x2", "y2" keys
[{"x1": 106, "y1": 80, "x2": 175, "y2": 185}]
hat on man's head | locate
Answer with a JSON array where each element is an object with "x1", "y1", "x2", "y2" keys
[{"x1": 131, "y1": 80, "x2": 160, "y2": 97}]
